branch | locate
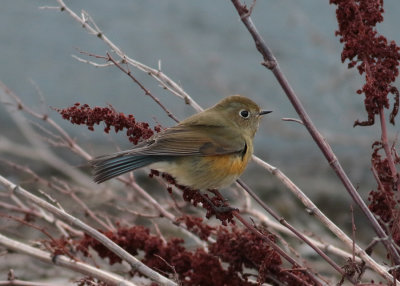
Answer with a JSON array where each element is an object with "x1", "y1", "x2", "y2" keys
[
  {"x1": 0, "y1": 233, "x2": 137, "y2": 286},
  {"x1": 243, "y1": 208, "x2": 362, "y2": 263},
  {"x1": 251, "y1": 156, "x2": 395, "y2": 282},
  {"x1": 230, "y1": 0, "x2": 400, "y2": 266},
  {"x1": 0, "y1": 175, "x2": 177, "y2": 286},
  {"x1": 236, "y1": 180, "x2": 355, "y2": 284},
  {"x1": 106, "y1": 52, "x2": 180, "y2": 123},
  {"x1": 42, "y1": 1, "x2": 397, "y2": 282},
  {"x1": 379, "y1": 108, "x2": 400, "y2": 192},
  {"x1": 232, "y1": 211, "x2": 322, "y2": 286},
  {"x1": 1, "y1": 82, "x2": 208, "y2": 250},
  {"x1": 0, "y1": 81, "x2": 92, "y2": 188}
]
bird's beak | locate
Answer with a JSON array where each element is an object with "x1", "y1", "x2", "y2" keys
[{"x1": 258, "y1": 110, "x2": 273, "y2": 116}]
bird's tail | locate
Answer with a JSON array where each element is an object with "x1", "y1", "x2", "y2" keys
[{"x1": 90, "y1": 153, "x2": 160, "y2": 183}]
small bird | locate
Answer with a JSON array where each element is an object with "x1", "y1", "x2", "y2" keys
[{"x1": 91, "y1": 95, "x2": 271, "y2": 189}]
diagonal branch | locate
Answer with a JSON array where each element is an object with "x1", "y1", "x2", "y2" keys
[
  {"x1": 236, "y1": 180, "x2": 355, "y2": 284},
  {"x1": 0, "y1": 233, "x2": 137, "y2": 286},
  {"x1": 251, "y1": 156, "x2": 395, "y2": 283},
  {"x1": 379, "y1": 108, "x2": 400, "y2": 192},
  {"x1": 0, "y1": 175, "x2": 177, "y2": 286},
  {"x1": 232, "y1": 211, "x2": 323, "y2": 286},
  {"x1": 230, "y1": 0, "x2": 400, "y2": 266},
  {"x1": 42, "y1": 1, "x2": 397, "y2": 282}
]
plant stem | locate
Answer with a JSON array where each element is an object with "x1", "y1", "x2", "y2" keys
[
  {"x1": 230, "y1": 0, "x2": 400, "y2": 265},
  {"x1": 232, "y1": 211, "x2": 322, "y2": 286},
  {"x1": 0, "y1": 176, "x2": 177, "y2": 286},
  {"x1": 237, "y1": 179, "x2": 357, "y2": 284},
  {"x1": 379, "y1": 108, "x2": 400, "y2": 192}
]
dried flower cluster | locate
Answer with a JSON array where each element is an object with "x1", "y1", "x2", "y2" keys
[
  {"x1": 57, "y1": 103, "x2": 237, "y2": 222},
  {"x1": 75, "y1": 277, "x2": 109, "y2": 286},
  {"x1": 49, "y1": 222, "x2": 312, "y2": 286},
  {"x1": 150, "y1": 170, "x2": 235, "y2": 225},
  {"x1": 368, "y1": 143, "x2": 400, "y2": 245},
  {"x1": 330, "y1": 0, "x2": 400, "y2": 126},
  {"x1": 56, "y1": 103, "x2": 161, "y2": 144},
  {"x1": 331, "y1": 0, "x2": 400, "y2": 268},
  {"x1": 177, "y1": 213, "x2": 215, "y2": 240}
]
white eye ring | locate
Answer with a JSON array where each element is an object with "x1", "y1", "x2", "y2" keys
[{"x1": 239, "y1": 109, "x2": 250, "y2": 118}]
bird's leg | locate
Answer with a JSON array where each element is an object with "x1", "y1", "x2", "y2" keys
[
  {"x1": 207, "y1": 189, "x2": 226, "y2": 201},
  {"x1": 201, "y1": 190, "x2": 239, "y2": 214},
  {"x1": 200, "y1": 193, "x2": 235, "y2": 213}
]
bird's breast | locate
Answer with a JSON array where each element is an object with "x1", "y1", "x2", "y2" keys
[
  {"x1": 151, "y1": 143, "x2": 253, "y2": 190},
  {"x1": 203, "y1": 153, "x2": 248, "y2": 176}
]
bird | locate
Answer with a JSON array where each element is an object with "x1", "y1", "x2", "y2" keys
[{"x1": 90, "y1": 95, "x2": 271, "y2": 190}]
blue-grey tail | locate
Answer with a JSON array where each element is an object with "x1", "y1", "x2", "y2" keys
[{"x1": 90, "y1": 154, "x2": 160, "y2": 183}]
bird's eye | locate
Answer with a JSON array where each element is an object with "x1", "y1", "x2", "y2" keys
[{"x1": 239, "y1": 109, "x2": 250, "y2": 118}]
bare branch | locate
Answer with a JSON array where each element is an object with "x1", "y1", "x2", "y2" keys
[
  {"x1": 0, "y1": 233, "x2": 137, "y2": 286},
  {"x1": 251, "y1": 156, "x2": 394, "y2": 282},
  {"x1": 230, "y1": 0, "x2": 400, "y2": 268},
  {"x1": 0, "y1": 175, "x2": 177, "y2": 286},
  {"x1": 281, "y1": 117, "x2": 304, "y2": 125}
]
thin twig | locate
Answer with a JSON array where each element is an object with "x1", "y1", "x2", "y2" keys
[
  {"x1": 44, "y1": 1, "x2": 397, "y2": 282},
  {"x1": 251, "y1": 156, "x2": 394, "y2": 282},
  {"x1": 379, "y1": 108, "x2": 400, "y2": 192},
  {"x1": 0, "y1": 233, "x2": 137, "y2": 286},
  {"x1": 55, "y1": 0, "x2": 203, "y2": 113},
  {"x1": 0, "y1": 279, "x2": 55, "y2": 286},
  {"x1": 0, "y1": 176, "x2": 177, "y2": 286},
  {"x1": 230, "y1": 0, "x2": 400, "y2": 266},
  {"x1": 281, "y1": 117, "x2": 304, "y2": 125},
  {"x1": 47, "y1": 5, "x2": 350, "y2": 279},
  {"x1": 72, "y1": 54, "x2": 114, "y2": 67},
  {"x1": 3, "y1": 160, "x2": 112, "y2": 232},
  {"x1": 351, "y1": 205, "x2": 356, "y2": 263},
  {"x1": 1, "y1": 81, "x2": 207, "y2": 248},
  {"x1": 232, "y1": 211, "x2": 321, "y2": 286},
  {"x1": 244, "y1": 208, "x2": 362, "y2": 263},
  {"x1": 236, "y1": 180, "x2": 355, "y2": 284},
  {"x1": 106, "y1": 52, "x2": 180, "y2": 123}
]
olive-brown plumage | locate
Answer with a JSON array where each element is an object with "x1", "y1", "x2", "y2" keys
[{"x1": 91, "y1": 95, "x2": 271, "y2": 189}]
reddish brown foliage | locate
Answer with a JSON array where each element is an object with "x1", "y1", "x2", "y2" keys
[
  {"x1": 56, "y1": 103, "x2": 160, "y2": 144},
  {"x1": 210, "y1": 227, "x2": 280, "y2": 284},
  {"x1": 330, "y1": 0, "x2": 400, "y2": 126},
  {"x1": 339, "y1": 258, "x2": 364, "y2": 285},
  {"x1": 331, "y1": 0, "x2": 400, "y2": 262},
  {"x1": 75, "y1": 277, "x2": 110, "y2": 286},
  {"x1": 57, "y1": 103, "x2": 235, "y2": 223},
  {"x1": 177, "y1": 215, "x2": 215, "y2": 241},
  {"x1": 69, "y1": 225, "x2": 295, "y2": 285},
  {"x1": 150, "y1": 170, "x2": 235, "y2": 225},
  {"x1": 369, "y1": 143, "x2": 400, "y2": 246}
]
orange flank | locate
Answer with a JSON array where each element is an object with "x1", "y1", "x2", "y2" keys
[
  {"x1": 205, "y1": 153, "x2": 249, "y2": 176},
  {"x1": 91, "y1": 95, "x2": 269, "y2": 189}
]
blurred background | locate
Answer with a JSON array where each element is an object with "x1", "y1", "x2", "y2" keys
[{"x1": 0, "y1": 0, "x2": 399, "y2": 264}]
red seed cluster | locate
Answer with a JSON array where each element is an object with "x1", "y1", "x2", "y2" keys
[
  {"x1": 368, "y1": 142, "x2": 400, "y2": 246},
  {"x1": 210, "y1": 227, "x2": 280, "y2": 283},
  {"x1": 330, "y1": 0, "x2": 400, "y2": 126},
  {"x1": 48, "y1": 223, "x2": 317, "y2": 285},
  {"x1": 75, "y1": 277, "x2": 108, "y2": 286},
  {"x1": 177, "y1": 215, "x2": 215, "y2": 241},
  {"x1": 331, "y1": 0, "x2": 400, "y2": 262},
  {"x1": 71, "y1": 225, "x2": 291, "y2": 285},
  {"x1": 56, "y1": 103, "x2": 160, "y2": 145},
  {"x1": 150, "y1": 170, "x2": 235, "y2": 225}
]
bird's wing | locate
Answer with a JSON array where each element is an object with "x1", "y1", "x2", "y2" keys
[
  {"x1": 126, "y1": 124, "x2": 246, "y2": 157},
  {"x1": 89, "y1": 124, "x2": 246, "y2": 183}
]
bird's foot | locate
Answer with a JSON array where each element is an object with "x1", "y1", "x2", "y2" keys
[{"x1": 200, "y1": 193, "x2": 238, "y2": 214}]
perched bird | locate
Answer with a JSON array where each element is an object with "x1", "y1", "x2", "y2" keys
[{"x1": 91, "y1": 95, "x2": 271, "y2": 189}]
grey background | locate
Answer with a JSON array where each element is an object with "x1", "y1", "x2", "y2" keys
[{"x1": 1, "y1": 1, "x2": 399, "y2": 219}]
